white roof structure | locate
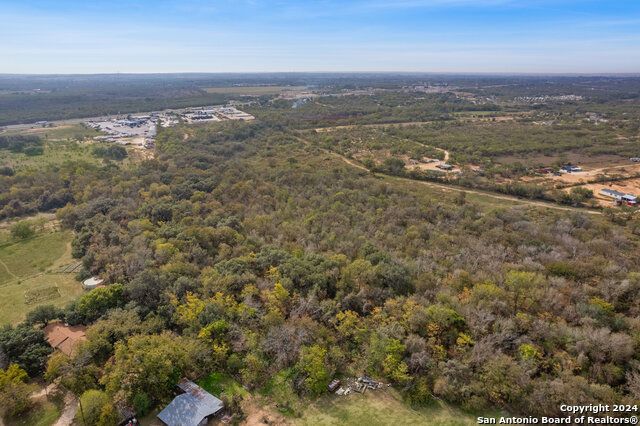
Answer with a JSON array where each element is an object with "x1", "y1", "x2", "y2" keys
[{"x1": 82, "y1": 276, "x2": 104, "y2": 289}]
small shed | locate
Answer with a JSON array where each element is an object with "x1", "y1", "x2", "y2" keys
[
  {"x1": 82, "y1": 276, "x2": 104, "y2": 290},
  {"x1": 157, "y1": 379, "x2": 224, "y2": 426}
]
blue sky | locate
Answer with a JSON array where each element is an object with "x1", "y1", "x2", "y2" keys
[{"x1": 1, "y1": 0, "x2": 639, "y2": 73}]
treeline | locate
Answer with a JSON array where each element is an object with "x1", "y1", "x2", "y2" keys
[
  {"x1": 248, "y1": 92, "x2": 503, "y2": 131},
  {"x1": 383, "y1": 120, "x2": 623, "y2": 163},
  {"x1": 0, "y1": 135, "x2": 44, "y2": 156},
  {"x1": 91, "y1": 144, "x2": 127, "y2": 160},
  {"x1": 0, "y1": 88, "x2": 228, "y2": 126},
  {"x1": 0, "y1": 121, "x2": 637, "y2": 423},
  {"x1": 314, "y1": 140, "x2": 595, "y2": 208},
  {"x1": 0, "y1": 160, "x2": 94, "y2": 219}
]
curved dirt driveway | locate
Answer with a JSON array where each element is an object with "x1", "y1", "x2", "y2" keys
[
  {"x1": 53, "y1": 392, "x2": 77, "y2": 426},
  {"x1": 297, "y1": 135, "x2": 600, "y2": 215},
  {"x1": 340, "y1": 155, "x2": 600, "y2": 214}
]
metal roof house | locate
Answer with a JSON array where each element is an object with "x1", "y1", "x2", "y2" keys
[
  {"x1": 157, "y1": 379, "x2": 224, "y2": 426},
  {"x1": 600, "y1": 189, "x2": 625, "y2": 200},
  {"x1": 436, "y1": 163, "x2": 453, "y2": 170},
  {"x1": 600, "y1": 189, "x2": 638, "y2": 205},
  {"x1": 43, "y1": 322, "x2": 87, "y2": 356}
]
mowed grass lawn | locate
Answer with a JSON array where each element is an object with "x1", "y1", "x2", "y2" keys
[
  {"x1": 297, "y1": 389, "x2": 485, "y2": 426},
  {"x1": 0, "y1": 229, "x2": 84, "y2": 325},
  {"x1": 0, "y1": 230, "x2": 72, "y2": 283}
]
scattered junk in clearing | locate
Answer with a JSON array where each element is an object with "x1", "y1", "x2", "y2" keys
[{"x1": 331, "y1": 376, "x2": 386, "y2": 396}]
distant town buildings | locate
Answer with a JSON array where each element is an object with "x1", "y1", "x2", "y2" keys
[
  {"x1": 85, "y1": 106, "x2": 254, "y2": 149},
  {"x1": 513, "y1": 95, "x2": 583, "y2": 103}
]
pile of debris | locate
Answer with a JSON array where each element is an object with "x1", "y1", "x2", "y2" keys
[{"x1": 331, "y1": 376, "x2": 386, "y2": 396}]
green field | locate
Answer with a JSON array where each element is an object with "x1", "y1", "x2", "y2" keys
[
  {"x1": 2, "y1": 123, "x2": 100, "y2": 140},
  {"x1": 297, "y1": 390, "x2": 487, "y2": 426},
  {"x1": 0, "y1": 124, "x2": 102, "y2": 171},
  {"x1": 203, "y1": 85, "x2": 306, "y2": 95},
  {"x1": 0, "y1": 230, "x2": 72, "y2": 284},
  {"x1": 0, "y1": 229, "x2": 84, "y2": 325}
]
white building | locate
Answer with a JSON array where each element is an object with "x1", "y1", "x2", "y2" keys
[{"x1": 82, "y1": 276, "x2": 104, "y2": 290}]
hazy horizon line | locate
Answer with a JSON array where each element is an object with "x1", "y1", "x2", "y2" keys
[{"x1": 2, "y1": 71, "x2": 640, "y2": 77}]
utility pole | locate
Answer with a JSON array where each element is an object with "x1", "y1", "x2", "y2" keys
[{"x1": 78, "y1": 398, "x2": 87, "y2": 425}]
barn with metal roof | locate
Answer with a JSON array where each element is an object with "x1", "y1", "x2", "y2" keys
[{"x1": 157, "y1": 378, "x2": 224, "y2": 426}]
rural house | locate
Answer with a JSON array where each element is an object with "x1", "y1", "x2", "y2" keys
[
  {"x1": 43, "y1": 322, "x2": 87, "y2": 357},
  {"x1": 599, "y1": 189, "x2": 638, "y2": 206}
]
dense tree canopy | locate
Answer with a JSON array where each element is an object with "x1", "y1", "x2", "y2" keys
[{"x1": 0, "y1": 86, "x2": 635, "y2": 420}]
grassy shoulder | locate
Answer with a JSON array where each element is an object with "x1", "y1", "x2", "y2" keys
[{"x1": 3, "y1": 397, "x2": 61, "y2": 426}]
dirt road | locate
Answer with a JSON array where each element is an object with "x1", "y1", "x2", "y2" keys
[
  {"x1": 309, "y1": 122, "x2": 452, "y2": 168},
  {"x1": 313, "y1": 121, "x2": 434, "y2": 132},
  {"x1": 297, "y1": 136, "x2": 600, "y2": 215},
  {"x1": 54, "y1": 392, "x2": 77, "y2": 426},
  {"x1": 342, "y1": 155, "x2": 599, "y2": 214},
  {"x1": 441, "y1": 148, "x2": 450, "y2": 162},
  {"x1": 0, "y1": 257, "x2": 18, "y2": 280}
]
